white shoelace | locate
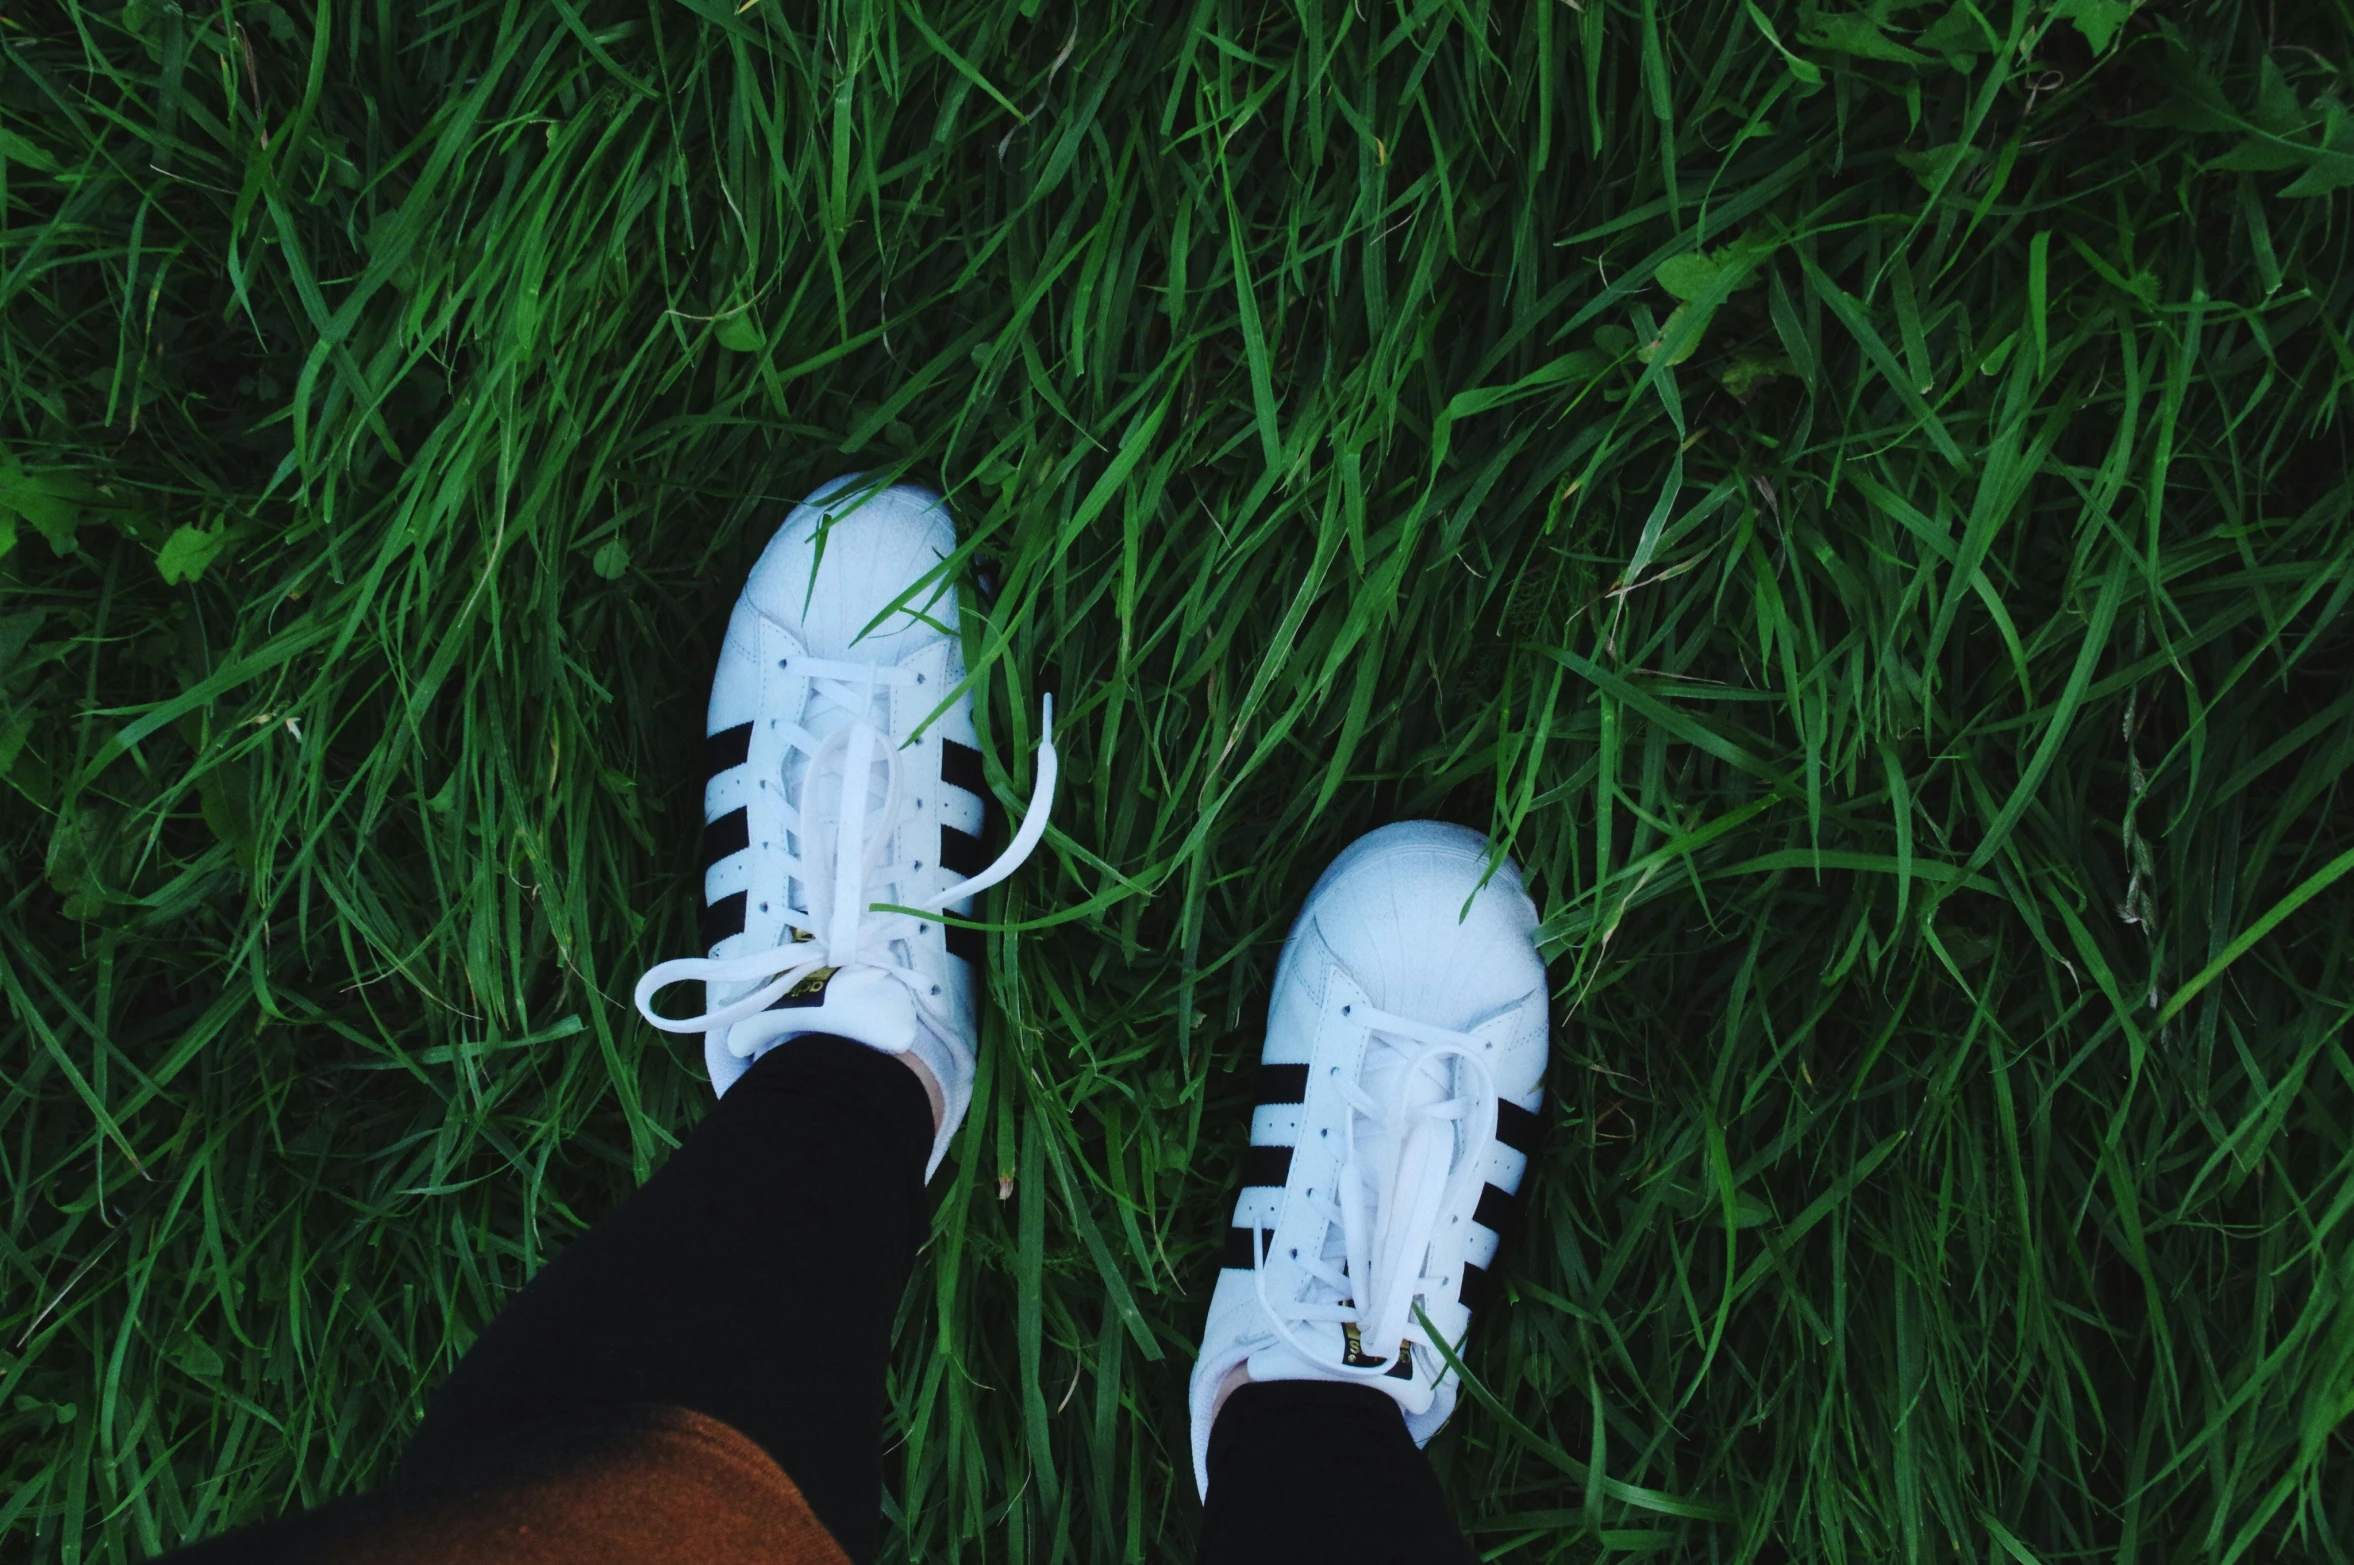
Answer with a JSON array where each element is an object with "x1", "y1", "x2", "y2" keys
[
  {"x1": 634, "y1": 656, "x2": 1055, "y2": 1041},
  {"x1": 1254, "y1": 1003, "x2": 1498, "y2": 1379}
]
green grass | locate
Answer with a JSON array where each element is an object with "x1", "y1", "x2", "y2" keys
[{"x1": 6, "y1": 0, "x2": 2354, "y2": 1559}]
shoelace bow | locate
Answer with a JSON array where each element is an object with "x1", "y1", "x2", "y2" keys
[
  {"x1": 634, "y1": 655, "x2": 1055, "y2": 1043},
  {"x1": 1254, "y1": 1003, "x2": 1499, "y2": 1379}
]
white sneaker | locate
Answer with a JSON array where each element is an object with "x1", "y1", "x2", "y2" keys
[
  {"x1": 1185, "y1": 821, "x2": 1549, "y2": 1497},
  {"x1": 633, "y1": 474, "x2": 1054, "y2": 1181}
]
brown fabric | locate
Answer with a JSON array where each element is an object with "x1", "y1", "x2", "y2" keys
[{"x1": 323, "y1": 1406, "x2": 851, "y2": 1565}]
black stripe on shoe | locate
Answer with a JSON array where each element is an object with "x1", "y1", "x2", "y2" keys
[
  {"x1": 1473, "y1": 1182, "x2": 1521, "y2": 1237},
  {"x1": 1221, "y1": 1226, "x2": 1275, "y2": 1271},
  {"x1": 1459, "y1": 1261, "x2": 1493, "y2": 1313},
  {"x1": 706, "y1": 722, "x2": 752, "y2": 779},
  {"x1": 700, "y1": 890, "x2": 747, "y2": 947},
  {"x1": 1494, "y1": 1098, "x2": 1542, "y2": 1156},
  {"x1": 699, "y1": 807, "x2": 749, "y2": 870},
  {"x1": 941, "y1": 738, "x2": 987, "y2": 799},
  {"x1": 945, "y1": 920, "x2": 984, "y2": 965},
  {"x1": 1242, "y1": 1144, "x2": 1293, "y2": 1188},
  {"x1": 941, "y1": 825, "x2": 989, "y2": 878},
  {"x1": 1254, "y1": 1063, "x2": 1310, "y2": 1105}
]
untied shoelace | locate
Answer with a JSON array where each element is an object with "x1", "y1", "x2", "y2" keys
[
  {"x1": 633, "y1": 654, "x2": 1055, "y2": 1043},
  {"x1": 1253, "y1": 1003, "x2": 1499, "y2": 1378}
]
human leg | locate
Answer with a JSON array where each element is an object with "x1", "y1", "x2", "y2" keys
[
  {"x1": 160, "y1": 477, "x2": 1055, "y2": 1562},
  {"x1": 1196, "y1": 1381, "x2": 1478, "y2": 1565},
  {"x1": 393, "y1": 1034, "x2": 933, "y2": 1558}
]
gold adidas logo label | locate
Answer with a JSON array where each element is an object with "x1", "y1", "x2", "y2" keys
[
  {"x1": 1339, "y1": 1321, "x2": 1415, "y2": 1380},
  {"x1": 776, "y1": 966, "x2": 837, "y2": 1007}
]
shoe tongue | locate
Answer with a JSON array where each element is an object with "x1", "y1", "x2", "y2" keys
[
  {"x1": 802, "y1": 679, "x2": 891, "y2": 739},
  {"x1": 1246, "y1": 1331, "x2": 1346, "y2": 1383},
  {"x1": 796, "y1": 701, "x2": 904, "y2": 926},
  {"x1": 724, "y1": 965, "x2": 920, "y2": 1059},
  {"x1": 1245, "y1": 1335, "x2": 1437, "y2": 1415},
  {"x1": 800, "y1": 712, "x2": 896, "y2": 827},
  {"x1": 1352, "y1": 1039, "x2": 1450, "y2": 1220}
]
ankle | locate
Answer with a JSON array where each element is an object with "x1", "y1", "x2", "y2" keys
[
  {"x1": 1208, "y1": 1362, "x2": 1253, "y2": 1428},
  {"x1": 896, "y1": 1051, "x2": 946, "y2": 1138}
]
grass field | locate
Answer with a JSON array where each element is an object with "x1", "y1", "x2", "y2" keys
[{"x1": 7, "y1": 0, "x2": 2354, "y2": 1559}]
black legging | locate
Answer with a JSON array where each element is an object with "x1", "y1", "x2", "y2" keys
[{"x1": 160, "y1": 1035, "x2": 1475, "y2": 1563}]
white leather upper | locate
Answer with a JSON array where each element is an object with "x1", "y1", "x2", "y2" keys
[
  {"x1": 1187, "y1": 821, "x2": 1551, "y2": 1497},
  {"x1": 632, "y1": 475, "x2": 1023, "y2": 1181}
]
